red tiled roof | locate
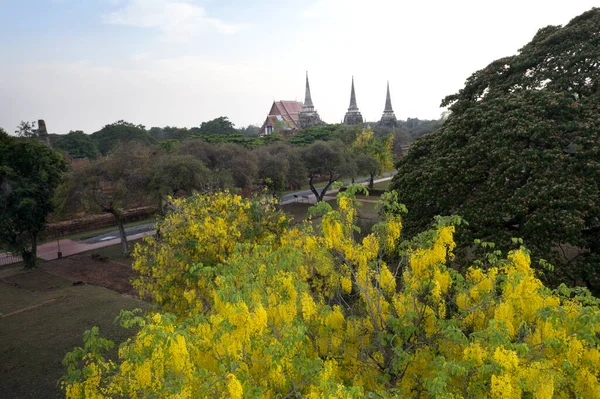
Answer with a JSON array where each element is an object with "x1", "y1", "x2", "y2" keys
[{"x1": 259, "y1": 100, "x2": 303, "y2": 135}]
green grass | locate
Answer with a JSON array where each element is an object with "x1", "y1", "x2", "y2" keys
[
  {"x1": 0, "y1": 257, "x2": 45, "y2": 271},
  {"x1": 371, "y1": 180, "x2": 391, "y2": 191},
  {"x1": 0, "y1": 269, "x2": 148, "y2": 399}
]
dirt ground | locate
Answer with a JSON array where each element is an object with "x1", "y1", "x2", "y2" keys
[{"x1": 40, "y1": 254, "x2": 138, "y2": 296}]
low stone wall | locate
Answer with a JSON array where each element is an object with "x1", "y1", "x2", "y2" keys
[{"x1": 41, "y1": 207, "x2": 157, "y2": 239}]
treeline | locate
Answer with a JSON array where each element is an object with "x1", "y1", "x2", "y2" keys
[{"x1": 14, "y1": 115, "x2": 440, "y2": 161}]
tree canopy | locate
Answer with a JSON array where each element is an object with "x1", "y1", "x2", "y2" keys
[
  {"x1": 50, "y1": 130, "x2": 98, "y2": 160},
  {"x1": 63, "y1": 190, "x2": 600, "y2": 398},
  {"x1": 391, "y1": 8, "x2": 600, "y2": 290},
  {"x1": 92, "y1": 120, "x2": 155, "y2": 156},
  {"x1": 0, "y1": 131, "x2": 67, "y2": 267},
  {"x1": 194, "y1": 116, "x2": 238, "y2": 136},
  {"x1": 60, "y1": 143, "x2": 153, "y2": 255}
]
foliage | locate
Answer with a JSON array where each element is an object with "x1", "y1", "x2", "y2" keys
[
  {"x1": 392, "y1": 8, "x2": 600, "y2": 291},
  {"x1": 302, "y1": 140, "x2": 351, "y2": 202},
  {"x1": 238, "y1": 124, "x2": 260, "y2": 137},
  {"x1": 50, "y1": 130, "x2": 98, "y2": 160},
  {"x1": 401, "y1": 118, "x2": 443, "y2": 140},
  {"x1": 14, "y1": 120, "x2": 38, "y2": 138},
  {"x1": 148, "y1": 154, "x2": 214, "y2": 212},
  {"x1": 351, "y1": 128, "x2": 394, "y2": 187},
  {"x1": 254, "y1": 143, "x2": 306, "y2": 196},
  {"x1": 193, "y1": 116, "x2": 238, "y2": 136},
  {"x1": 63, "y1": 190, "x2": 600, "y2": 398},
  {"x1": 59, "y1": 142, "x2": 153, "y2": 255},
  {"x1": 205, "y1": 143, "x2": 258, "y2": 189},
  {"x1": 0, "y1": 131, "x2": 67, "y2": 267},
  {"x1": 92, "y1": 120, "x2": 155, "y2": 156},
  {"x1": 148, "y1": 126, "x2": 192, "y2": 141},
  {"x1": 289, "y1": 124, "x2": 349, "y2": 146}
]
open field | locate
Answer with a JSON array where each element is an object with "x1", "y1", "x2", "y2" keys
[{"x1": 0, "y1": 261, "x2": 148, "y2": 398}]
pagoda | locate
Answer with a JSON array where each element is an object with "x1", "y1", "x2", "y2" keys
[
  {"x1": 378, "y1": 81, "x2": 398, "y2": 127},
  {"x1": 297, "y1": 72, "x2": 324, "y2": 129},
  {"x1": 343, "y1": 77, "x2": 363, "y2": 126}
]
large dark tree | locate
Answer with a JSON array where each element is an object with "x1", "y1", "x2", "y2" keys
[
  {"x1": 92, "y1": 120, "x2": 155, "y2": 155},
  {"x1": 0, "y1": 129, "x2": 67, "y2": 267},
  {"x1": 61, "y1": 143, "x2": 153, "y2": 256},
  {"x1": 149, "y1": 154, "x2": 214, "y2": 213},
  {"x1": 302, "y1": 140, "x2": 350, "y2": 202},
  {"x1": 194, "y1": 116, "x2": 237, "y2": 136},
  {"x1": 391, "y1": 8, "x2": 600, "y2": 290},
  {"x1": 254, "y1": 143, "x2": 306, "y2": 198},
  {"x1": 50, "y1": 130, "x2": 98, "y2": 160}
]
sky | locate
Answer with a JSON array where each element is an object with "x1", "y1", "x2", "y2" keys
[{"x1": 0, "y1": 0, "x2": 598, "y2": 134}]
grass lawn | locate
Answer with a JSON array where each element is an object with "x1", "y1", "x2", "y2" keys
[
  {"x1": 0, "y1": 269, "x2": 148, "y2": 399},
  {"x1": 371, "y1": 180, "x2": 391, "y2": 191},
  {"x1": 0, "y1": 257, "x2": 45, "y2": 271}
]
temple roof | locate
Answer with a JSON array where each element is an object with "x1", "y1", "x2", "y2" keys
[
  {"x1": 348, "y1": 76, "x2": 358, "y2": 111},
  {"x1": 259, "y1": 100, "x2": 304, "y2": 134},
  {"x1": 384, "y1": 81, "x2": 394, "y2": 113},
  {"x1": 302, "y1": 72, "x2": 315, "y2": 112}
]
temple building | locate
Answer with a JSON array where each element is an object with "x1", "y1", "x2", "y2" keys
[
  {"x1": 378, "y1": 81, "x2": 398, "y2": 127},
  {"x1": 343, "y1": 77, "x2": 363, "y2": 126},
  {"x1": 259, "y1": 74, "x2": 399, "y2": 135},
  {"x1": 258, "y1": 100, "x2": 303, "y2": 136},
  {"x1": 297, "y1": 72, "x2": 324, "y2": 129}
]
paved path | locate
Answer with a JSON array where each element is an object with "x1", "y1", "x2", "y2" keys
[
  {"x1": 280, "y1": 174, "x2": 394, "y2": 205},
  {"x1": 37, "y1": 228, "x2": 156, "y2": 262},
  {"x1": 4, "y1": 176, "x2": 394, "y2": 265}
]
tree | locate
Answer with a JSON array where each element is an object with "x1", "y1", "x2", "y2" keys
[
  {"x1": 238, "y1": 124, "x2": 260, "y2": 137},
  {"x1": 0, "y1": 130, "x2": 67, "y2": 267},
  {"x1": 254, "y1": 143, "x2": 306, "y2": 198},
  {"x1": 92, "y1": 120, "x2": 155, "y2": 156},
  {"x1": 289, "y1": 124, "x2": 348, "y2": 146},
  {"x1": 61, "y1": 143, "x2": 153, "y2": 255},
  {"x1": 63, "y1": 190, "x2": 600, "y2": 398},
  {"x1": 391, "y1": 8, "x2": 600, "y2": 291},
  {"x1": 50, "y1": 130, "x2": 98, "y2": 160},
  {"x1": 194, "y1": 116, "x2": 237, "y2": 136},
  {"x1": 302, "y1": 140, "x2": 349, "y2": 202},
  {"x1": 352, "y1": 128, "x2": 394, "y2": 188},
  {"x1": 14, "y1": 120, "x2": 38, "y2": 138},
  {"x1": 149, "y1": 126, "x2": 192, "y2": 141},
  {"x1": 149, "y1": 154, "x2": 213, "y2": 213}
]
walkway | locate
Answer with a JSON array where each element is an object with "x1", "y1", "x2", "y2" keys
[
  {"x1": 3, "y1": 175, "x2": 394, "y2": 264},
  {"x1": 36, "y1": 230, "x2": 156, "y2": 261}
]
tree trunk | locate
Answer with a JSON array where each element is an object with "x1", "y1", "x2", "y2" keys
[
  {"x1": 369, "y1": 173, "x2": 375, "y2": 190},
  {"x1": 309, "y1": 176, "x2": 321, "y2": 203},
  {"x1": 22, "y1": 233, "x2": 38, "y2": 268},
  {"x1": 309, "y1": 172, "x2": 336, "y2": 203},
  {"x1": 112, "y1": 212, "x2": 129, "y2": 257}
]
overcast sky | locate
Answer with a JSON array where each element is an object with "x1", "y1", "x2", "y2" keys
[{"x1": 0, "y1": 0, "x2": 597, "y2": 134}]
